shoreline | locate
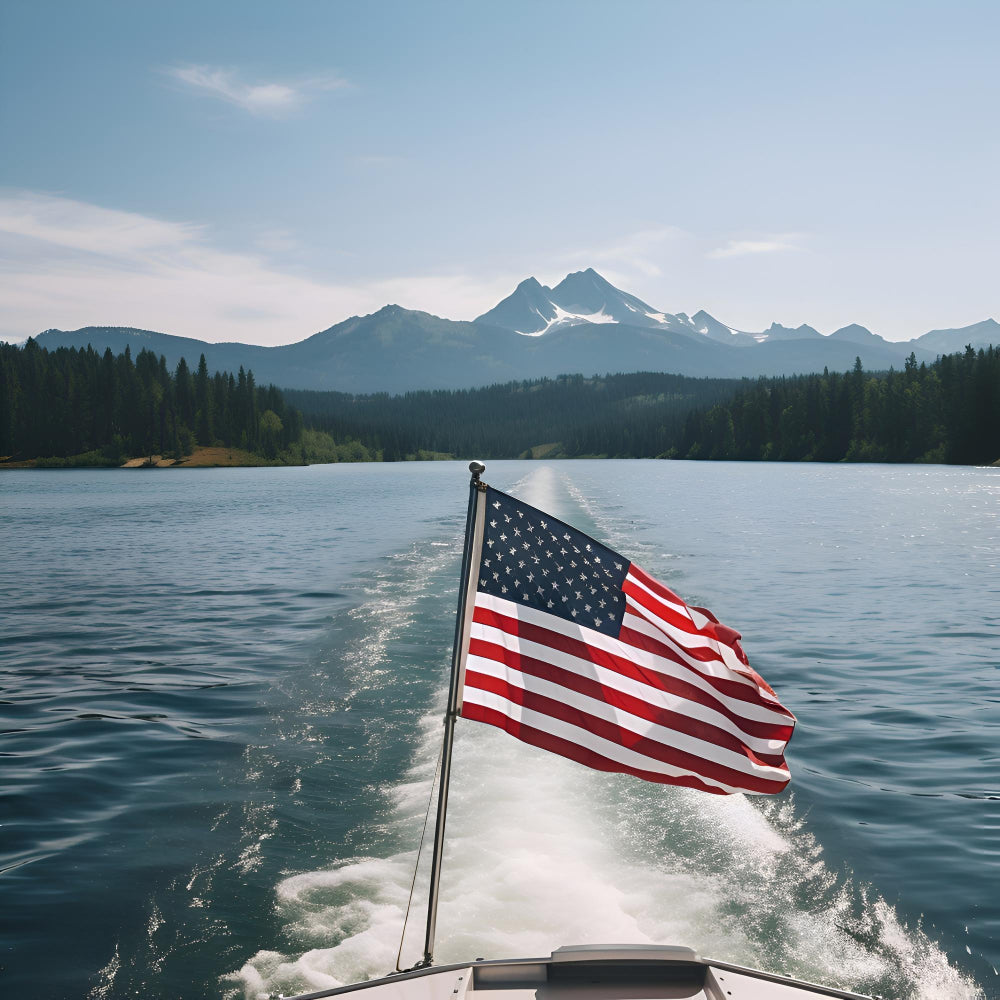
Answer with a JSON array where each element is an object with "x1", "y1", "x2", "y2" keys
[{"x1": 0, "y1": 446, "x2": 306, "y2": 470}]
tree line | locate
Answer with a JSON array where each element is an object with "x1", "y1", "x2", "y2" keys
[
  {"x1": 0, "y1": 339, "x2": 305, "y2": 463},
  {"x1": 285, "y1": 371, "x2": 739, "y2": 461},
  {"x1": 677, "y1": 348, "x2": 1000, "y2": 465},
  {"x1": 3, "y1": 340, "x2": 996, "y2": 467}
]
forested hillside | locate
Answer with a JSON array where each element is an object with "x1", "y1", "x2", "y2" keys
[
  {"x1": 678, "y1": 349, "x2": 1000, "y2": 464},
  {"x1": 1, "y1": 339, "x2": 309, "y2": 465},
  {"x1": 286, "y1": 372, "x2": 740, "y2": 461},
  {"x1": 4, "y1": 340, "x2": 996, "y2": 467},
  {"x1": 289, "y1": 349, "x2": 999, "y2": 465}
]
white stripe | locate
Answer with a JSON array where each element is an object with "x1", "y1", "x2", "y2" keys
[
  {"x1": 624, "y1": 571, "x2": 693, "y2": 621},
  {"x1": 623, "y1": 592, "x2": 754, "y2": 680},
  {"x1": 462, "y1": 687, "x2": 779, "y2": 795},
  {"x1": 473, "y1": 593, "x2": 791, "y2": 727},
  {"x1": 469, "y1": 620, "x2": 787, "y2": 754},
  {"x1": 465, "y1": 651, "x2": 790, "y2": 780}
]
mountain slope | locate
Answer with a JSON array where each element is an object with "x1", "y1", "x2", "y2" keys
[
  {"x1": 27, "y1": 270, "x2": 998, "y2": 392},
  {"x1": 477, "y1": 267, "x2": 697, "y2": 336},
  {"x1": 911, "y1": 318, "x2": 1000, "y2": 354}
]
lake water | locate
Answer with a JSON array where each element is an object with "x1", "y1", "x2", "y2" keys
[{"x1": 1, "y1": 461, "x2": 998, "y2": 1000}]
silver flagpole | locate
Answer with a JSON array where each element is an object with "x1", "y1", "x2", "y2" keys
[{"x1": 420, "y1": 461, "x2": 486, "y2": 968}]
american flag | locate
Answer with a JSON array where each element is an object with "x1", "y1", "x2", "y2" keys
[{"x1": 458, "y1": 486, "x2": 795, "y2": 796}]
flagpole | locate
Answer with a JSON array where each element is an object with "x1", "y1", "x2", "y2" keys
[{"x1": 420, "y1": 460, "x2": 486, "y2": 968}]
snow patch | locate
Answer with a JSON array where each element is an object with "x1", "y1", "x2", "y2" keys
[{"x1": 517, "y1": 304, "x2": 618, "y2": 337}]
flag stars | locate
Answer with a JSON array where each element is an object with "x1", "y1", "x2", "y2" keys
[{"x1": 477, "y1": 489, "x2": 628, "y2": 638}]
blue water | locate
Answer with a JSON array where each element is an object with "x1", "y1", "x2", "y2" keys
[{"x1": 1, "y1": 461, "x2": 997, "y2": 999}]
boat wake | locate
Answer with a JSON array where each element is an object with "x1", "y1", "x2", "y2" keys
[{"x1": 224, "y1": 468, "x2": 984, "y2": 1000}]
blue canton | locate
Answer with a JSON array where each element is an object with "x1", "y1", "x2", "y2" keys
[{"x1": 476, "y1": 487, "x2": 629, "y2": 637}]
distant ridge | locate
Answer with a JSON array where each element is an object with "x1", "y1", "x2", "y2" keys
[{"x1": 28, "y1": 270, "x2": 998, "y2": 393}]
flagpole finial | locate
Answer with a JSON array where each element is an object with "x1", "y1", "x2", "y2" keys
[{"x1": 469, "y1": 461, "x2": 485, "y2": 481}]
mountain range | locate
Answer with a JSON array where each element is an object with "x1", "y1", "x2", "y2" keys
[{"x1": 30, "y1": 269, "x2": 999, "y2": 394}]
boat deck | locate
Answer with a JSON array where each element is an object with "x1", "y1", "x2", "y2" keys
[{"x1": 286, "y1": 945, "x2": 873, "y2": 1000}]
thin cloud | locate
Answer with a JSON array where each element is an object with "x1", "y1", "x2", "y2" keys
[
  {"x1": 563, "y1": 226, "x2": 685, "y2": 279},
  {"x1": 708, "y1": 236, "x2": 801, "y2": 259},
  {"x1": 166, "y1": 65, "x2": 349, "y2": 116},
  {"x1": 0, "y1": 192, "x2": 518, "y2": 345}
]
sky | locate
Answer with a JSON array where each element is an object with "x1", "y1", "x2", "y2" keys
[{"x1": 1, "y1": 0, "x2": 997, "y2": 345}]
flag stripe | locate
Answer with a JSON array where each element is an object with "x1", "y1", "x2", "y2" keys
[
  {"x1": 466, "y1": 642, "x2": 789, "y2": 770},
  {"x1": 462, "y1": 673, "x2": 788, "y2": 792},
  {"x1": 461, "y1": 700, "x2": 734, "y2": 795},
  {"x1": 624, "y1": 583, "x2": 760, "y2": 682},
  {"x1": 618, "y1": 609, "x2": 792, "y2": 716},
  {"x1": 469, "y1": 623, "x2": 790, "y2": 755},
  {"x1": 461, "y1": 689, "x2": 787, "y2": 795},
  {"x1": 473, "y1": 597, "x2": 793, "y2": 735}
]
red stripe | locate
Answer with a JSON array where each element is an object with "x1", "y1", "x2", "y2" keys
[
  {"x1": 624, "y1": 577, "x2": 751, "y2": 673},
  {"x1": 473, "y1": 604, "x2": 794, "y2": 741},
  {"x1": 463, "y1": 667, "x2": 788, "y2": 794},
  {"x1": 626, "y1": 563, "x2": 686, "y2": 608},
  {"x1": 460, "y1": 701, "x2": 789, "y2": 796},
  {"x1": 622, "y1": 581, "x2": 751, "y2": 672},
  {"x1": 468, "y1": 637, "x2": 788, "y2": 767},
  {"x1": 617, "y1": 618, "x2": 795, "y2": 721}
]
